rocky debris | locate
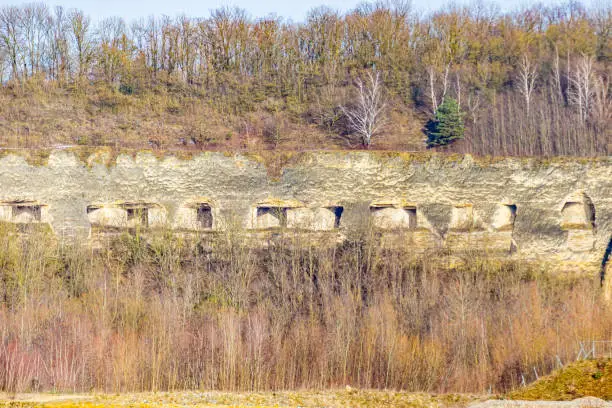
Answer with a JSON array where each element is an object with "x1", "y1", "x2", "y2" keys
[{"x1": 470, "y1": 397, "x2": 611, "y2": 407}]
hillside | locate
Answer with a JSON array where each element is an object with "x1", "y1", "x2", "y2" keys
[
  {"x1": 508, "y1": 359, "x2": 612, "y2": 401},
  {"x1": 0, "y1": 1, "x2": 609, "y2": 155},
  {"x1": 0, "y1": 85, "x2": 424, "y2": 152},
  {"x1": 0, "y1": 0, "x2": 611, "y2": 401}
]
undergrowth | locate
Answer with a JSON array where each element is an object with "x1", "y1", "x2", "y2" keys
[
  {"x1": 0, "y1": 224, "x2": 610, "y2": 394},
  {"x1": 508, "y1": 359, "x2": 612, "y2": 401}
]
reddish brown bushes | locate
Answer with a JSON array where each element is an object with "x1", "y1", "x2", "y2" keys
[{"x1": 0, "y1": 227, "x2": 610, "y2": 393}]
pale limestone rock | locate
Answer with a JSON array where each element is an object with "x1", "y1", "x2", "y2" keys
[
  {"x1": 604, "y1": 260, "x2": 611, "y2": 303},
  {"x1": 87, "y1": 207, "x2": 127, "y2": 228},
  {"x1": 371, "y1": 207, "x2": 416, "y2": 229},
  {"x1": 174, "y1": 206, "x2": 199, "y2": 230},
  {"x1": 562, "y1": 202, "x2": 593, "y2": 228},
  {"x1": 561, "y1": 192, "x2": 595, "y2": 229},
  {"x1": 450, "y1": 204, "x2": 474, "y2": 231},
  {"x1": 286, "y1": 208, "x2": 313, "y2": 230},
  {"x1": 567, "y1": 230, "x2": 596, "y2": 252},
  {"x1": 0, "y1": 205, "x2": 12, "y2": 222},
  {"x1": 148, "y1": 207, "x2": 167, "y2": 228},
  {"x1": 313, "y1": 207, "x2": 341, "y2": 230},
  {"x1": 286, "y1": 207, "x2": 340, "y2": 231},
  {"x1": 0, "y1": 150, "x2": 609, "y2": 276},
  {"x1": 174, "y1": 200, "x2": 216, "y2": 231}
]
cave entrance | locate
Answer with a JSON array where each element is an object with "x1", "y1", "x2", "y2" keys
[
  {"x1": 12, "y1": 204, "x2": 42, "y2": 223},
  {"x1": 126, "y1": 207, "x2": 149, "y2": 228},
  {"x1": 331, "y1": 207, "x2": 344, "y2": 229},
  {"x1": 197, "y1": 204, "x2": 213, "y2": 229}
]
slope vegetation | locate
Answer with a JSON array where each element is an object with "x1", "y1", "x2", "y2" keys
[{"x1": 508, "y1": 359, "x2": 612, "y2": 401}]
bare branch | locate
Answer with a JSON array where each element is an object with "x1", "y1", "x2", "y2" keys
[
  {"x1": 517, "y1": 54, "x2": 537, "y2": 116},
  {"x1": 568, "y1": 54, "x2": 595, "y2": 123},
  {"x1": 340, "y1": 71, "x2": 388, "y2": 148}
]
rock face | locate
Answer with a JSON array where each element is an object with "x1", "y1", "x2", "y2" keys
[{"x1": 0, "y1": 149, "x2": 610, "y2": 274}]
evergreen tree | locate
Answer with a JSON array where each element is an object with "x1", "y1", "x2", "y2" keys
[{"x1": 426, "y1": 97, "x2": 465, "y2": 147}]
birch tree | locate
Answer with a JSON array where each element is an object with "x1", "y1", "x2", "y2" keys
[
  {"x1": 517, "y1": 54, "x2": 537, "y2": 116},
  {"x1": 568, "y1": 54, "x2": 595, "y2": 123},
  {"x1": 340, "y1": 71, "x2": 388, "y2": 148}
]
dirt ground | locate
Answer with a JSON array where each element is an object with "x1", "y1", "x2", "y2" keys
[{"x1": 0, "y1": 390, "x2": 479, "y2": 407}]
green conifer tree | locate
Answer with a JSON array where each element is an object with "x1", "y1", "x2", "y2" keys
[{"x1": 426, "y1": 97, "x2": 465, "y2": 147}]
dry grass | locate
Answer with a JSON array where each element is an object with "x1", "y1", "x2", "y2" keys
[
  {"x1": 0, "y1": 85, "x2": 423, "y2": 152},
  {"x1": 507, "y1": 360, "x2": 612, "y2": 401},
  {"x1": 0, "y1": 390, "x2": 480, "y2": 407}
]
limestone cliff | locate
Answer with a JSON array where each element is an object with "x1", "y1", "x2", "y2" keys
[{"x1": 0, "y1": 149, "x2": 610, "y2": 276}]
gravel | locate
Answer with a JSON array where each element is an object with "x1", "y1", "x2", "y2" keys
[{"x1": 470, "y1": 397, "x2": 611, "y2": 408}]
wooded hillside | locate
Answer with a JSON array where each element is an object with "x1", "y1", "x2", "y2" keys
[{"x1": 0, "y1": 1, "x2": 609, "y2": 155}]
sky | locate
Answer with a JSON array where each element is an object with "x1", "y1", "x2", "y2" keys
[{"x1": 0, "y1": 0, "x2": 600, "y2": 22}]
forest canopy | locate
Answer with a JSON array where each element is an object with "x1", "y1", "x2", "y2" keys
[{"x1": 0, "y1": 1, "x2": 609, "y2": 155}]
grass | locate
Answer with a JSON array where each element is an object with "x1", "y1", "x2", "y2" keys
[
  {"x1": 0, "y1": 83, "x2": 425, "y2": 152},
  {"x1": 0, "y1": 390, "x2": 480, "y2": 408},
  {"x1": 4, "y1": 361, "x2": 612, "y2": 407},
  {"x1": 507, "y1": 359, "x2": 612, "y2": 401}
]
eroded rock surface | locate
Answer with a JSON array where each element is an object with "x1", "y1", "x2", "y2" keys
[{"x1": 0, "y1": 150, "x2": 609, "y2": 274}]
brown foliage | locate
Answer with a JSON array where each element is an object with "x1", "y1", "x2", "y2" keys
[{"x1": 0, "y1": 225, "x2": 609, "y2": 393}]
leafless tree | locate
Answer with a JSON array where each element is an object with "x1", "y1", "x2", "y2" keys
[
  {"x1": 340, "y1": 71, "x2": 388, "y2": 148},
  {"x1": 0, "y1": 6, "x2": 22, "y2": 81},
  {"x1": 552, "y1": 45, "x2": 564, "y2": 104},
  {"x1": 568, "y1": 54, "x2": 595, "y2": 123},
  {"x1": 454, "y1": 72, "x2": 462, "y2": 107},
  {"x1": 592, "y1": 74, "x2": 611, "y2": 127},
  {"x1": 21, "y1": 3, "x2": 50, "y2": 78},
  {"x1": 69, "y1": 9, "x2": 93, "y2": 81},
  {"x1": 428, "y1": 63, "x2": 450, "y2": 113},
  {"x1": 467, "y1": 91, "x2": 481, "y2": 125},
  {"x1": 49, "y1": 6, "x2": 71, "y2": 82},
  {"x1": 517, "y1": 54, "x2": 537, "y2": 116}
]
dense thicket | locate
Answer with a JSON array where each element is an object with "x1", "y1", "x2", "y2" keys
[
  {"x1": 0, "y1": 226, "x2": 610, "y2": 393},
  {"x1": 0, "y1": 1, "x2": 609, "y2": 154}
]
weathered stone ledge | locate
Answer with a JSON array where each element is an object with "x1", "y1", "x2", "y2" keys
[{"x1": 0, "y1": 149, "x2": 609, "y2": 277}]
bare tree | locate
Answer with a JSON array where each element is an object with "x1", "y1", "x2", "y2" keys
[
  {"x1": 21, "y1": 3, "x2": 51, "y2": 78},
  {"x1": 552, "y1": 45, "x2": 564, "y2": 104},
  {"x1": 568, "y1": 54, "x2": 595, "y2": 123},
  {"x1": 340, "y1": 71, "x2": 388, "y2": 148},
  {"x1": 428, "y1": 63, "x2": 450, "y2": 113},
  {"x1": 49, "y1": 6, "x2": 70, "y2": 82},
  {"x1": 467, "y1": 91, "x2": 481, "y2": 125},
  {"x1": 69, "y1": 9, "x2": 92, "y2": 82},
  {"x1": 454, "y1": 72, "x2": 462, "y2": 108},
  {"x1": 592, "y1": 74, "x2": 611, "y2": 127},
  {"x1": 0, "y1": 6, "x2": 22, "y2": 81},
  {"x1": 517, "y1": 54, "x2": 537, "y2": 116}
]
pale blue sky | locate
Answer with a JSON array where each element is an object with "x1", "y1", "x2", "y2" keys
[{"x1": 0, "y1": 0, "x2": 601, "y2": 22}]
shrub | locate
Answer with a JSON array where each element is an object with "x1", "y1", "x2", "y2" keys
[{"x1": 0, "y1": 228, "x2": 610, "y2": 393}]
